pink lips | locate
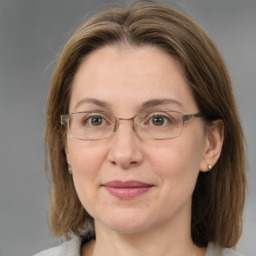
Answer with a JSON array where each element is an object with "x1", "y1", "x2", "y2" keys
[{"x1": 103, "y1": 180, "x2": 153, "y2": 199}]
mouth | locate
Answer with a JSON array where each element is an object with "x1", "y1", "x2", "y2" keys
[{"x1": 102, "y1": 180, "x2": 154, "y2": 199}]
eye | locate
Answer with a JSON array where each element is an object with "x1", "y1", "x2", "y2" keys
[
  {"x1": 89, "y1": 116, "x2": 104, "y2": 126},
  {"x1": 150, "y1": 115, "x2": 169, "y2": 126},
  {"x1": 82, "y1": 114, "x2": 109, "y2": 127}
]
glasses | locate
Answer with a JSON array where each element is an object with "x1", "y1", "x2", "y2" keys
[{"x1": 60, "y1": 110, "x2": 202, "y2": 141}]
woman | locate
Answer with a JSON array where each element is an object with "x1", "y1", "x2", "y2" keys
[{"x1": 35, "y1": 1, "x2": 247, "y2": 255}]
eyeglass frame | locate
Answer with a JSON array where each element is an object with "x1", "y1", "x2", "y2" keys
[{"x1": 60, "y1": 110, "x2": 203, "y2": 141}]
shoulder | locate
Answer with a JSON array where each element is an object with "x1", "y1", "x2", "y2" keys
[
  {"x1": 33, "y1": 236, "x2": 82, "y2": 256},
  {"x1": 206, "y1": 242, "x2": 245, "y2": 256}
]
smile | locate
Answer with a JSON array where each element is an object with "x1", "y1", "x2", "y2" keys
[{"x1": 102, "y1": 180, "x2": 154, "y2": 199}]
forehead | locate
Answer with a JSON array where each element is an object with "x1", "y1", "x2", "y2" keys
[{"x1": 69, "y1": 45, "x2": 198, "y2": 114}]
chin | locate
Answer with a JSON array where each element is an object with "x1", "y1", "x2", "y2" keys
[{"x1": 96, "y1": 210, "x2": 153, "y2": 234}]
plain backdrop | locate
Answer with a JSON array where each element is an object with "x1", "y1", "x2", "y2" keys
[{"x1": 0, "y1": 0, "x2": 255, "y2": 256}]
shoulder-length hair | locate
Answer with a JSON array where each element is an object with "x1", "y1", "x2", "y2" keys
[{"x1": 45, "y1": 1, "x2": 247, "y2": 247}]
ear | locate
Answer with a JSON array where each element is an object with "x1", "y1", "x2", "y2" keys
[
  {"x1": 65, "y1": 146, "x2": 73, "y2": 174},
  {"x1": 200, "y1": 120, "x2": 224, "y2": 172},
  {"x1": 65, "y1": 145, "x2": 71, "y2": 164}
]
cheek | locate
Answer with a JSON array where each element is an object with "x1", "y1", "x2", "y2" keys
[
  {"x1": 148, "y1": 139, "x2": 203, "y2": 171},
  {"x1": 146, "y1": 136, "x2": 205, "y2": 192},
  {"x1": 67, "y1": 141, "x2": 107, "y2": 204},
  {"x1": 68, "y1": 140, "x2": 107, "y2": 174}
]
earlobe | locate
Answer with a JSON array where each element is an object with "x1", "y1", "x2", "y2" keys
[
  {"x1": 200, "y1": 120, "x2": 224, "y2": 172},
  {"x1": 67, "y1": 164, "x2": 72, "y2": 174}
]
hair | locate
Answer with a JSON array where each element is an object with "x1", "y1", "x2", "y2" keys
[{"x1": 45, "y1": 0, "x2": 247, "y2": 248}]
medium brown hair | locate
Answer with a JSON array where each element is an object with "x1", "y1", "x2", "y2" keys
[{"x1": 45, "y1": 1, "x2": 247, "y2": 247}]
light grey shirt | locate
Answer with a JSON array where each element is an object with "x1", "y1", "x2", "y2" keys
[{"x1": 33, "y1": 236, "x2": 244, "y2": 256}]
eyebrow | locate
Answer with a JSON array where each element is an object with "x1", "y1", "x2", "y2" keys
[
  {"x1": 74, "y1": 98, "x2": 111, "y2": 112},
  {"x1": 139, "y1": 98, "x2": 184, "y2": 111},
  {"x1": 73, "y1": 97, "x2": 184, "y2": 112}
]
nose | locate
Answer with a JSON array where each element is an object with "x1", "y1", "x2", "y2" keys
[{"x1": 107, "y1": 120, "x2": 144, "y2": 169}]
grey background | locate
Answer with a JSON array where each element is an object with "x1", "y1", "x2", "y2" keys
[{"x1": 0, "y1": 0, "x2": 255, "y2": 256}]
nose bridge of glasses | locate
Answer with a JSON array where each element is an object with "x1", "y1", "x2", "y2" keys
[{"x1": 114, "y1": 117, "x2": 135, "y2": 132}]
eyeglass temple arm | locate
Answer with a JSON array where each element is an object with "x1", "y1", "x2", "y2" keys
[{"x1": 183, "y1": 113, "x2": 203, "y2": 121}]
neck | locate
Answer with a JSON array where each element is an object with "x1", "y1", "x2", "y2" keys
[{"x1": 82, "y1": 217, "x2": 206, "y2": 256}]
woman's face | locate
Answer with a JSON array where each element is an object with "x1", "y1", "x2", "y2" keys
[{"x1": 66, "y1": 45, "x2": 210, "y2": 234}]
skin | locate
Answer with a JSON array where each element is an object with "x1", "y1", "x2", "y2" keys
[{"x1": 66, "y1": 45, "x2": 223, "y2": 256}]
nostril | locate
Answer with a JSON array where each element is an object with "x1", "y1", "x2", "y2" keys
[
  {"x1": 110, "y1": 160, "x2": 137, "y2": 166},
  {"x1": 109, "y1": 157, "x2": 139, "y2": 169},
  {"x1": 110, "y1": 160, "x2": 117, "y2": 166}
]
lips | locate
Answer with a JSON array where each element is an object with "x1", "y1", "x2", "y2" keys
[{"x1": 102, "y1": 180, "x2": 153, "y2": 199}]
